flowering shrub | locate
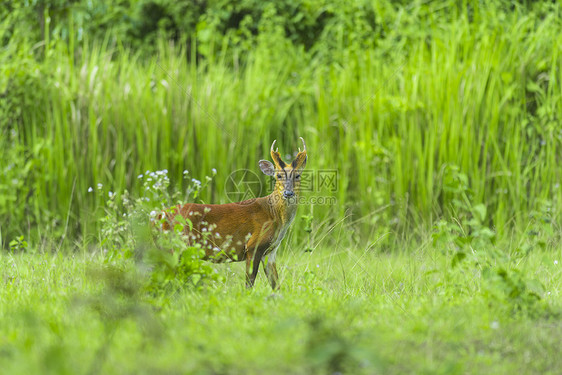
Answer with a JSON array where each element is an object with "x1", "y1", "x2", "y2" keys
[{"x1": 91, "y1": 168, "x2": 221, "y2": 290}]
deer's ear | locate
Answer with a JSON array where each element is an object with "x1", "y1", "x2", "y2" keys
[
  {"x1": 292, "y1": 153, "x2": 307, "y2": 171},
  {"x1": 259, "y1": 160, "x2": 275, "y2": 176}
]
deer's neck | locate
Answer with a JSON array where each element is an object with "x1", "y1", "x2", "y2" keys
[{"x1": 265, "y1": 192, "x2": 298, "y2": 226}]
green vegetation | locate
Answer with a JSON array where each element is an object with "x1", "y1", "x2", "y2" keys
[
  {"x1": 1, "y1": 0, "x2": 562, "y2": 373},
  {"x1": 1, "y1": 240, "x2": 561, "y2": 374}
]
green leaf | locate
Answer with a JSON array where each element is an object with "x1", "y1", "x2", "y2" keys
[
  {"x1": 526, "y1": 279, "x2": 545, "y2": 299},
  {"x1": 451, "y1": 251, "x2": 466, "y2": 268},
  {"x1": 473, "y1": 204, "x2": 487, "y2": 222}
]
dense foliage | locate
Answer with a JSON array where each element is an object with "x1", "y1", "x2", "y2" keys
[{"x1": 2, "y1": 0, "x2": 561, "y2": 248}]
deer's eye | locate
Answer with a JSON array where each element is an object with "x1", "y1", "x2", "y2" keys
[
  {"x1": 295, "y1": 174, "x2": 301, "y2": 180},
  {"x1": 277, "y1": 174, "x2": 283, "y2": 179}
]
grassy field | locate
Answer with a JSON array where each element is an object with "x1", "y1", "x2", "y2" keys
[{"x1": 1, "y1": 238, "x2": 561, "y2": 375}]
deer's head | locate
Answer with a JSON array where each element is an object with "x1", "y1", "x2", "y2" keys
[{"x1": 259, "y1": 138, "x2": 307, "y2": 202}]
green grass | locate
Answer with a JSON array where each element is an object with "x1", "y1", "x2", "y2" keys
[{"x1": 1, "y1": 238, "x2": 561, "y2": 374}]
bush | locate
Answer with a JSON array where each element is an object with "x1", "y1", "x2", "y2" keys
[{"x1": 94, "y1": 168, "x2": 221, "y2": 290}]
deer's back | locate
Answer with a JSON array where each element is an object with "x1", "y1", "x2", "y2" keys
[{"x1": 161, "y1": 199, "x2": 274, "y2": 262}]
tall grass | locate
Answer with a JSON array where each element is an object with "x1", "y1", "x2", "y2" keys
[{"x1": 2, "y1": 1, "x2": 562, "y2": 246}]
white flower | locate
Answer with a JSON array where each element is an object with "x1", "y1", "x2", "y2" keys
[
  {"x1": 137, "y1": 174, "x2": 143, "y2": 179},
  {"x1": 97, "y1": 183, "x2": 103, "y2": 189},
  {"x1": 211, "y1": 168, "x2": 217, "y2": 175},
  {"x1": 149, "y1": 210, "x2": 157, "y2": 217},
  {"x1": 490, "y1": 321, "x2": 499, "y2": 330},
  {"x1": 191, "y1": 178, "x2": 201, "y2": 186},
  {"x1": 108, "y1": 191, "x2": 114, "y2": 198},
  {"x1": 183, "y1": 170, "x2": 189, "y2": 175},
  {"x1": 88, "y1": 187, "x2": 93, "y2": 192},
  {"x1": 555, "y1": 260, "x2": 559, "y2": 265}
]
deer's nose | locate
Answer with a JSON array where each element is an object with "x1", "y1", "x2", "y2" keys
[{"x1": 283, "y1": 191, "x2": 295, "y2": 198}]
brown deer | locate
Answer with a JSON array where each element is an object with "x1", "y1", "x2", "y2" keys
[{"x1": 158, "y1": 138, "x2": 307, "y2": 289}]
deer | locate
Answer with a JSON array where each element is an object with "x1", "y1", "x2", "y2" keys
[{"x1": 157, "y1": 138, "x2": 307, "y2": 290}]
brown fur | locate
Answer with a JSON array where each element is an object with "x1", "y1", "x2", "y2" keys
[{"x1": 161, "y1": 198, "x2": 275, "y2": 262}]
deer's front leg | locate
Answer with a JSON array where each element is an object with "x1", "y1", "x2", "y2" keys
[
  {"x1": 245, "y1": 255, "x2": 258, "y2": 288},
  {"x1": 245, "y1": 229, "x2": 273, "y2": 288},
  {"x1": 262, "y1": 251, "x2": 280, "y2": 290},
  {"x1": 245, "y1": 245, "x2": 269, "y2": 288}
]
